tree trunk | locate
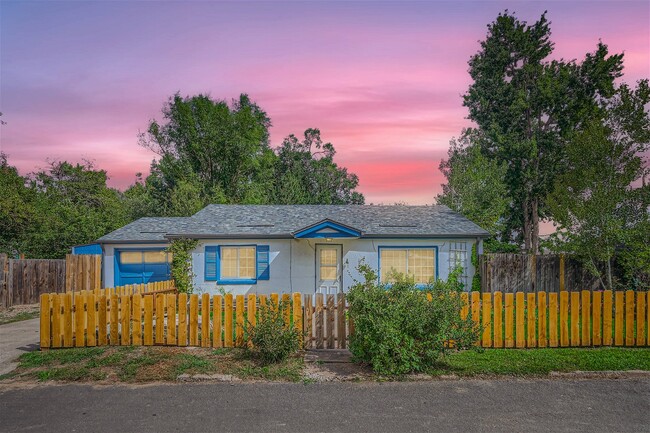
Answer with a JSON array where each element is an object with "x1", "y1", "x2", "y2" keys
[{"x1": 531, "y1": 198, "x2": 539, "y2": 255}]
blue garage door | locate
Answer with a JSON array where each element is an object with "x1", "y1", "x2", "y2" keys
[{"x1": 115, "y1": 249, "x2": 172, "y2": 286}]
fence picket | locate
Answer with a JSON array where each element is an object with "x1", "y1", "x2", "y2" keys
[
  {"x1": 614, "y1": 291, "x2": 624, "y2": 345},
  {"x1": 603, "y1": 291, "x2": 613, "y2": 346},
  {"x1": 120, "y1": 295, "x2": 131, "y2": 346},
  {"x1": 304, "y1": 294, "x2": 313, "y2": 349},
  {"x1": 132, "y1": 294, "x2": 142, "y2": 345},
  {"x1": 548, "y1": 292, "x2": 558, "y2": 347},
  {"x1": 504, "y1": 293, "x2": 514, "y2": 348},
  {"x1": 570, "y1": 292, "x2": 580, "y2": 346},
  {"x1": 224, "y1": 294, "x2": 233, "y2": 347},
  {"x1": 189, "y1": 294, "x2": 199, "y2": 346},
  {"x1": 560, "y1": 291, "x2": 569, "y2": 347},
  {"x1": 144, "y1": 295, "x2": 154, "y2": 346},
  {"x1": 315, "y1": 293, "x2": 324, "y2": 349},
  {"x1": 293, "y1": 292, "x2": 303, "y2": 345},
  {"x1": 167, "y1": 293, "x2": 177, "y2": 346},
  {"x1": 52, "y1": 294, "x2": 62, "y2": 348},
  {"x1": 481, "y1": 292, "x2": 492, "y2": 347},
  {"x1": 177, "y1": 293, "x2": 187, "y2": 346},
  {"x1": 538, "y1": 292, "x2": 547, "y2": 348},
  {"x1": 527, "y1": 293, "x2": 536, "y2": 348},
  {"x1": 202, "y1": 293, "x2": 210, "y2": 347},
  {"x1": 62, "y1": 293, "x2": 73, "y2": 347},
  {"x1": 471, "y1": 291, "x2": 481, "y2": 345},
  {"x1": 74, "y1": 293, "x2": 84, "y2": 347},
  {"x1": 87, "y1": 294, "x2": 96, "y2": 347},
  {"x1": 40, "y1": 294, "x2": 51, "y2": 349},
  {"x1": 625, "y1": 290, "x2": 635, "y2": 346},
  {"x1": 213, "y1": 295, "x2": 222, "y2": 348},
  {"x1": 636, "y1": 292, "x2": 646, "y2": 346},
  {"x1": 98, "y1": 295, "x2": 107, "y2": 346},
  {"x1": 592, "y1": 291, "x2": 602, "y2": 346},
  {"x1": 327, "y1": 295, "x2": 335, "y2": 349},
  {"x1": 155, "y1": 294, "x2": 165, "y2": 345},
  {"x1": 336, "y1": 293, "x2": 345, "y2": 349},
  {"x1": 235, "y1": 294, "x2": 245, "y2": 347},
  {"x1": 515, "y1": 292, "x2": 525, "y2": 348},
  {"x1": 580, "y1": 290, "x2": 590, "y2": 346}
]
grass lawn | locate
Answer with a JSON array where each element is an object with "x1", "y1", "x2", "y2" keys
[
  {"x1": 1, "y1": 346, "x2": 305, "y2": 383},
  {"x1": 430, "y1": 347, "x2": 650, "y2": 377}
]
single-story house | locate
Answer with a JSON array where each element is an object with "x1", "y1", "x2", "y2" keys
[{"x1": 97, "y1": 205, "x2": 490, "y2": 295}]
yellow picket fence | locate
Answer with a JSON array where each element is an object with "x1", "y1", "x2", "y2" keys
[
  {"x1": 463, "y1": 290, "x2": 650, "y2": 348},
  {"x1": 39, "y1": 288, "x2": 649, "y2": 350},
  {"x1": 39, "y1": 290, "x2": 312, "y2": 349}
]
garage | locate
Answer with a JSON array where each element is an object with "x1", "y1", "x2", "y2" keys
[{"x1": 114, "y1": 249, "x2": 172, "y2": 286}]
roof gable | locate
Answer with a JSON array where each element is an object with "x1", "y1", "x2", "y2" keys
[{"x1": 293, "y1": 219, "x2": 362, "y2": 238}]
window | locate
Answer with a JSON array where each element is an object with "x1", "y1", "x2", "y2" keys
[
  {"x1": 205, "y1": 245, "x2": 269, "y2": 283},
  {"x1": 320, "y1": 248, "x2": 338, "y2": 281},
  {"x1": 449, "y1": 242, "x2": 468, "y2": 287},
  {"x1": 220, "y1": 246, "x2": 256, "y2": 280},
  {"x1": 379, "y1": 247, "x2": 436, "y2": 285}
]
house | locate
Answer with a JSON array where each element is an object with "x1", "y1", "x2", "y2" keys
[{"x1": 97, "y1": 205, "x2": 490, "y2": 294}]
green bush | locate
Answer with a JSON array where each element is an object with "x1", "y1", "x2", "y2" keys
[
  {"x1": 347, "y1": 264, "x2": 479, "y2": 375},
  {"x1": 246, "y1": 301, "x2": 301, "y2": 364},
  {"x1": 167, "y1": 238, "x2": 199, "y2": 293}
]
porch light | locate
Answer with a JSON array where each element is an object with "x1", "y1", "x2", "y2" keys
[{"x1": 326, "y1": 238, "x2": 332, "y2": 242}]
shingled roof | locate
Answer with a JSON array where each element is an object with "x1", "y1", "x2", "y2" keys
[{"x1": 97, "y1": 205, "x2": 490, "y2": 243}]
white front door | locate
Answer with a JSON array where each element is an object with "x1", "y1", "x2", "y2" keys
[{"x1": 316, "y1": 244, "x2": 342, "y2": 295}]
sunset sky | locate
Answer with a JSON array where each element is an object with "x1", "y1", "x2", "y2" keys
[{"x1": 1, "y1": 1, "x2": 648, "y2": 204}]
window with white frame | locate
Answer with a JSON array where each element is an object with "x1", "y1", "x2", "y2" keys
[
  {"x1": 379, "y1": 248, "x2": 436, "y2": 285},
  {"x1": 448, "y1": 242, "x2": 468, "y2": 288}
]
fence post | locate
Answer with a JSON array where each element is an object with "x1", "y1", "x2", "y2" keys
[{"x1": 40, "y1": 294, "x2": 51, "y2": 350}]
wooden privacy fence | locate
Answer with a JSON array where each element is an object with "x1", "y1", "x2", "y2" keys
[
  {"x1": 65, "y1": 254, "x2": 102, "y2": 292},
  {"x1": 464, "y1": 290, "x2": 650, "y2": 348},
  {"x1": 1, "y1": 254, "x2": 66, "y2": 308},
  {"x1": 479, "y1": 253, "x2": 600, "y2": 293},
  {"x1": 39, "y1": 291, "x2": 351, "y2": 350}
]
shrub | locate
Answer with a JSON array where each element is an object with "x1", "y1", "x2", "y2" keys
[
  {"x1": 347, "y1": 264, "x2": 479, "y2": 375},
  {"x1": 246, "y1": 301, "x2": 301, "y2": 364},
  {"x1": 167, "y1": 238, "x2": 199, "y2": 293}
]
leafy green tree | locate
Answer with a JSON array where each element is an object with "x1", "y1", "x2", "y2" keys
[
  {"x1": 547, "y1": 81, "x2": 650, "y2": 290},
  {"x1": 0, "y1": 153, "x2": 36, "y2": 255},
  {"x1": 436, "y1": 129, "x2": 508, "y2": 237},
  {"x1": 272, "y1": 128, "x2": 364, "y2": 204},
  {"x1": 27, "y1": 161, "x2": 128, "y2": 258},
  {"x1": 138, "y1": 93, "x2": 276, "y2": 212},
  {"x1": 464, "y1": 11, "x2": 624, "y2": 253}
]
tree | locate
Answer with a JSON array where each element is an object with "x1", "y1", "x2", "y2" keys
[
  {"x1": 546, "y1": 81, "x2": 650, "y2": 290},
  {"x1": 272, "y1": 128, "x2": 364, "y2": 204},
  {"x1": 138, "y1": 93, "x2": 277, "y2": 212},
  {"x1": 464, "y1": 11, "x2": 624, "y2": 253},
  {"x1": 436, "y1": 129, "x2": 509, "y2": 238},
  {"x1": 0, "y1": 153, "x2": 36, "y2": 255},
  {"x1": 135, "y1": 94, "x2": 364, "y2": 213},
  {"x1": 27, "y1": 161, "x2": 128, "y2": 258}
]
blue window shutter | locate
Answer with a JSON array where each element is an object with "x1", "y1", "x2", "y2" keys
[
  {"x1": 205, "y1": 246, "x2": 218, "y2": 281},
  {"x1": 256, "y1": 245, "x2": 270, "y2": 280}
]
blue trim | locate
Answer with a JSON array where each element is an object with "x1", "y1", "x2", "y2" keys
[
  {"x1": 256, "y1": 245, "x2": 270, "y2": 280},
  {"x1": 72, "y1": 244, "x2": 102, "y2": 255},
  {"x1": 205, "y1": 244, "x2": 259, "y2": 285},
  {"x1": 377, "y1": 245, "x2": 439, "y2": 288},
  {"x1": 293, "y1": 220, "x2": 361, "y2": 239},
  {"x1": 205, "y1": 246, "x2": 218, "y2": 281}
]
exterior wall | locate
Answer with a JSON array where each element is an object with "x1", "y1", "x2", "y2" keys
[
  {"x1": 102, "y1": 243, "x2": 169, "y2": 288},
  {"x1": 191, "y1": 238, "x2": 478, "y2": 296}
]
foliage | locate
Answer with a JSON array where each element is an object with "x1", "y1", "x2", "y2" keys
[
  {"x1": 0, "y1": 157, "x2": 128, "y2": 258},
  {"x1": 470, "y1": 244, "x2": 481, "y2": 292},
  {"x1": 272, "y1": 128, "x2": 364, "y2": 204},
  {"x1": 436, "y1": 129, "x2": 508, "y2": 237},
  {"x1": 462, "y1": 11, "x2": 624, "y2": 253},
  {"x1": 131, "y1": 93, "x2": 364, "y2": 216},
  {"x1": 167, "y1": 238, "x2": 199, "y2": 293},
  {"x1": 347, "y1": 264, "x2": 478, "y2": 375},
  {"x1": 546, "y1": 81, "x2": 650, "y2": 290},
  {"x1": 245, "y1": 301, "x2": 301, "y2": 364}
]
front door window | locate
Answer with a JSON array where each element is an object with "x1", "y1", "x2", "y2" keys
[{"x1": 316, "y1": 245, "x2": 342, "y2": 294}]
